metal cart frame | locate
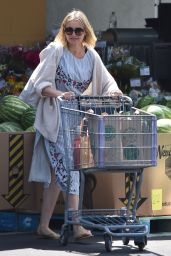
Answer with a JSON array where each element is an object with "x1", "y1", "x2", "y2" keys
[{"x1": 58, "y1": 95, "x2": 157, "y2": 252}]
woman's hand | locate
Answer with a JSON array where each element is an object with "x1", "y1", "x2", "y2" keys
[
  {"x1": 109, "y1": 89, "x2": 123, "y2": 97},
  {"x1": 42, "y1": 87, "x2": 75, "y2": 100},
  {"x1": 62, "y1": 91, "x2": 75, "y2": 100}
]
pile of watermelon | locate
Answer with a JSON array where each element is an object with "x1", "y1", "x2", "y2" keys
[{"x1": 0, "y1": 95, "x2": 36, "y2": 132}]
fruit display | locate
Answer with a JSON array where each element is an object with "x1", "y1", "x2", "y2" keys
[
  {"x1": 0, "y1": 95, "x2": 30, "y2": 122},
  {"x1": 0, "y1": 95, "x2": 36, "y2": 132},
  {"x1": 0, "y1": 121, "x2": 23, "y2": 132},
  {"x1": 20, "y1": 107, "x2": 36, "y2": 130},
  {"x1": 0, "y1": 94, "x2": 171, "y2": 134}
]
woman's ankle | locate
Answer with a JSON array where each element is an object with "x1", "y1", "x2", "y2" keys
[{"x1": 37, "y1": 225, "x2": 49, "y2": 231}]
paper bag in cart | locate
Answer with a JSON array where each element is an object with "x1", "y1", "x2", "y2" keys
[{"x1": 80, "y1": 117, "x2": 94, "y2": 169}]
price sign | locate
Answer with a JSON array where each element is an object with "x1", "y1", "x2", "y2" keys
[
  {"x1": 130, "y1": 78, "x2": 141, "y2": 87},
  {"x1": 140, "y1": 66, "x2": 150, "y2": 76}
]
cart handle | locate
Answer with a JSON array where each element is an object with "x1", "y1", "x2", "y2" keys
[
  {"x1": 58, "y1": 95, "x2": 133, "y2": 105},
  {"x1": 76, "y1": 95, "x2": 132, "y2": 103}
]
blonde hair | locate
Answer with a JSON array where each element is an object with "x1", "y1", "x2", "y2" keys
[{"x1": 54, "y1": 9, "x2": 97, "y2": 48}]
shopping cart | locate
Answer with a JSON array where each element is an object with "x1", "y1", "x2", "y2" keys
[{"x1": 58, "y1": 95, "x2": 157, "y2": 252}]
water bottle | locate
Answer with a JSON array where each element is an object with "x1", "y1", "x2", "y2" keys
[{"x1": 109, "y1": 11, "x2": 117, "y2": 29}]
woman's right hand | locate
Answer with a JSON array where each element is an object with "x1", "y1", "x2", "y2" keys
[
  {"x1": 62, "y1": 91, "x2": 75, "y2": 100},
  {"x1": 42, "y1": 86, "x2": 75, "y2": 100}
]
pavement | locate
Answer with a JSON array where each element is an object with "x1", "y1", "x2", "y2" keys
[{"x1": 0, "y1": 231, "x2": 171, "y2": 256}]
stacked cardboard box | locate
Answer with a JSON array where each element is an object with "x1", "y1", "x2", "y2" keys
[
  {"x1": 92, "y1": 134, "x2": 171, "y2": 216},
  {"x1": 1, "y1": 132, "x2": 171, "y2": 219},
  {"x1": 0, "y1": 132, "x2": 36, "y2": 211}
]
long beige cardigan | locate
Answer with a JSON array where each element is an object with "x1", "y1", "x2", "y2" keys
[{"x1": 19, "y1": 42, "x2": 120, "y2": 183}]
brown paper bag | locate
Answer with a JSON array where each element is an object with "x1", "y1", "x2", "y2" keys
[
  {"x1": 80, "y1": 117, "x2": 94, "y2": 169},
  {"x1": 80, "y1": 135, "x2": 94, "y2": 169}
]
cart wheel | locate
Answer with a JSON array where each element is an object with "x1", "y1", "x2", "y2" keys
[
  {"x1": 122, "y1": 236, "x2": 129, "y2": 245},
  {"x1": 104, "y1": 233, "x2": 112, "y2": 252},
  {"x1": 60, "y1": 226, "x2": 69, "y2": 246},
  {"x1": 134, "y1": 235, "x2": 147, "y2": 252},
  {"x1": 138, "y1": 242, "x2": 146, "y2": 252}
]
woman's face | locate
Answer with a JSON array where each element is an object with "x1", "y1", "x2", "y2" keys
[{"x1": 64, "y1": 19, "x2": 85, "y2": 46}]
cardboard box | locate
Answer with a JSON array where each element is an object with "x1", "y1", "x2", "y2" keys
[
  {"x1": 34, "y1": 184, "x2": 65, "y2": 214},
  {"x1": 35, "y1": 172, "x2": 98, "y2": 214},
  {"x1": 35, "y1": 171, "x2": 114, "y2": 213},
  {"x1": 93, "y1": 134, "x2": 171, "y2": 216},
  {"x1": 92, "y1": 172, "x2": 116, "y2": 209},
  {"x1": 0, "y1": 131, "x2": 64, "y2": 214},
  {"x1": 111, "y1": 134, "x2": 171, "y2": 216},
  {"x1": 0, "y1": 132, "x2": 36, "y2": 211}
]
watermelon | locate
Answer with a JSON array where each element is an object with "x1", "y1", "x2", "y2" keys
[
  {"x1": 21, "y1": 107, "x2": 36, "y2": 129},
  {"x1": 0, "y1": 121, "x2": 23, "y2": 132},
  {"x1": 157, "y1": 119, "x2": 171, "y2": 133},
  {"x1": 0, "y1": 95, "x2": 31, "y2": 123},
  {"x1": 25, "y1": 126, "x2": 36, "y2": 132}
]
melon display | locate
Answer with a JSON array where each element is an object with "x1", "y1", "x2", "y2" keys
[
  {"x1": 0, "y1": 121, "x2": 23, "y2": 132},
  {"x1": 0, "y1": 95, "x2": 31, "y2": 123},
  {"x1": 20, "y1": 107, "x2": 36, "y2": 129},
  {"x1": 25, "y1": 126, "x2": 36, "y2": 132}
]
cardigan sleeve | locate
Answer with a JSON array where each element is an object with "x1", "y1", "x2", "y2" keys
[
  {"x1": 31, "y1": 42, "x2": 60, "y2": 97},
  {"x1": 19, "y1": 42, "x2": 63, "y2": 107},
  {"x1": 90, "y1": 48, "x2": 121, "y2": 96}
]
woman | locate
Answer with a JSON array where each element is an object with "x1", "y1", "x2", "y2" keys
[{"x1": 20, "y1": 9, "x2": 122, "y2": 240}]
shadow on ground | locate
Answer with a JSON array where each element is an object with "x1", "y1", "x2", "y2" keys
[{"x1": 0, "y1": 231, "x2": 168, "y2": 256}]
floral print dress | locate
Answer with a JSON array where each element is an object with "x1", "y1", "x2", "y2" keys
[{"x1": 44, "y1": 48, "x2": 93, "y2": 195}]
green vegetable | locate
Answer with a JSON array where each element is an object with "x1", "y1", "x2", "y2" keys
[
  {"x1": 136, "y1": 95, "x2": 155, "y2": 108},
  {"x1": 142, "y1": 104, "x2": 164, "y2": 119},
  {"x1": 158, "y1": 105, "x2": 171, "y2": 119},
  {"x1": 157, "y1": 119, "x2": 171, "y2": 133},
  {"x1": 142, "y1": 104, "x2": 171, "y2": 120},
  {"x1": 166, "y1": 100, "x2": 171, "y2": 109}
]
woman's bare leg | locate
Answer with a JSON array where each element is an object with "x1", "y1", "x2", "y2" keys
[
  {"x1": 63, "y1": 193, "x2": 92, "y2": 239},
  {"x1": 37, "y1": 171, "x2": 61, "y2": 239}
]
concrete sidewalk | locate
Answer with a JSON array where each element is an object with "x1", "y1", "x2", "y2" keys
[{"x1": 0, "y1": 231, "x2": 171, "y2": 256}]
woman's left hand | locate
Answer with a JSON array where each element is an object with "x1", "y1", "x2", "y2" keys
[{"x1": 110, "y1": 89, "x2": 123, "y2": 97}]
